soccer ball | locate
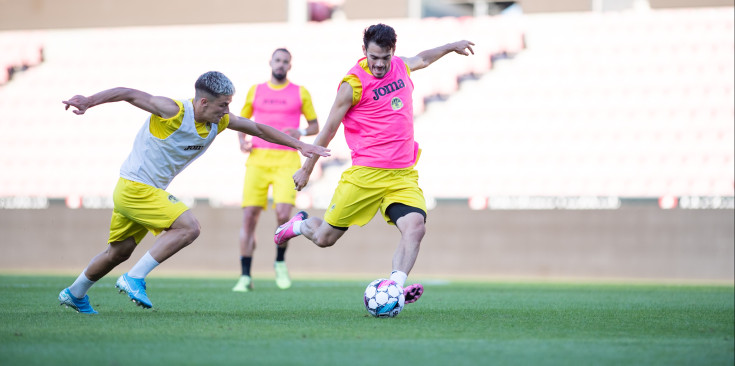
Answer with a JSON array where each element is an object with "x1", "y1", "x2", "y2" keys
[{"x1": 363, "y1": 279, "x2": 405, "y2": 318}]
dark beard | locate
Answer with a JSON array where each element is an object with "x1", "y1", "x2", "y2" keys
[{"x1": 272, "y1": 71, "x2": 287, "y2": 82}]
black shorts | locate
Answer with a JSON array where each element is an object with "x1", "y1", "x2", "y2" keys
[{"x1": 328, "y1": 203, "x2": 427, "y2": 231}]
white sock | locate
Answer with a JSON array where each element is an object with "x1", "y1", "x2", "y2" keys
[
  {"x1": 390, "y1": 270, "x2": 408, "y2": 288},
  {"x1": 68, "y1": 271, "x2": 96, "y2": 298},
  {"x1": 127, "y1": 251, "x2": 160, "y2": 279},
  {"x1": 292, "y1": 220, "x2": 303, "y2": 235}
]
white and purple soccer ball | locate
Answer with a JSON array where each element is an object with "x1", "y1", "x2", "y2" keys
[{"x1": 363, "y1": 279, "x2": 405, "y2": 318}]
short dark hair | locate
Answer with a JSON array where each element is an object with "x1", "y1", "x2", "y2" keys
[
  {"x1": 272, "y1": 48, "x2": 292, "y2": 58},
  {"x1": 194, "y1": 71, "x2": 235, "y2": 99},
  {"x1": 363, "y1": 23, "x2": 397, "y2": 51}
]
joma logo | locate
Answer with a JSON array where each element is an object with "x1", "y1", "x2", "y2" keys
[
  {"x1": 264, "y1": 99, "x2": 287, "y2": 105},
  {"x1": 184, "y1": 145, "x2": 203, "y2": 151},
  {"x1": 372, "y1": 79, "x2": 406, "y2": 101}
]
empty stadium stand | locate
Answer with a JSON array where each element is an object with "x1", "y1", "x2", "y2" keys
[
  {"x1": 0, "y1": 8, "x2": 732, "y2": 206},
  {"x1": 414, "y1": 7, "x2": 734, "y2": 199},
  {"x1": 0, "y1": 31, "x2": 44, "y2": 85}
]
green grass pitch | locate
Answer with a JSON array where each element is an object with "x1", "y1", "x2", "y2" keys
[{"x1": 0, "y1": 275, "x2": 732, "y2": 366}]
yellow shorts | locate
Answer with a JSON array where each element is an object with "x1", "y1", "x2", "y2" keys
[
  {"x1": 324, "y1": 165, "x2": 427, "y2": 228},
  {"x1": 242, "y1": 148, "x2": 301, "y2": 208},
  {"x1": 108, "y1": 177, "x2": 189, "y2": 244}
]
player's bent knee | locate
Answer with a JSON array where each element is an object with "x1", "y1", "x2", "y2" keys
[
  {"x1": 316, "y1": 225, "x2": 346, "y2": 248},
  {"x1": 110, "y1": 251, "x2": 132, "y2": 263},
  {"x1": 185, "y1": 225, "x2": 201, "y2": 242},
  {"x1": 167, "y1": 221, "x2": 199, "y2": 245},
  {"x1": 108, "y1": 239, "x2": 136, "y2": 263},
  {"x1": 409, "y1": 224, "x2": 426, "y2": 240},
  {"x1": 397, "y1": 212, "x2": 426, "y2": 240},
  {"x1": 314, "y1": 236, "x2": 336, "y2": 248},
  {"x1": 176, "y1": 219, "x2": 201, "y2": 245}
]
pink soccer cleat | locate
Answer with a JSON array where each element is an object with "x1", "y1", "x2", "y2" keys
[
  {"x1": 274, "y1": 211, "x2": 308, "y2": 245},
  {"x1": 403, "y1": 283, "x2": 424, "y2": 304}
]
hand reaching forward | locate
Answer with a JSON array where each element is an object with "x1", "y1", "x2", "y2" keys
[
  {"x1": 62, "y1": 95, "x2": 91, "y2": 115},
  {"x1": 298, "y1": 143, "x2": 330, "y2": 159},
  {"x1": 450, "y1": 40, "x2": 475, "y2": 56}
]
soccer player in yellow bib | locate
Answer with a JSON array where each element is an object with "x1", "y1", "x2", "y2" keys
[
  {"x1": 233, "y1": 48, "x2": 320, "y2": 292},
  {"x1": 274, "y1": 24, "x2": 474, "y2": 307},
  {"x1": 58, "y1": 71, "x2": 330, "y2": 314}
]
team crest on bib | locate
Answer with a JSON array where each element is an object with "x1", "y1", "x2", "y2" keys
[{"x1": 391, "y1": 97, "x2": 404, "y2": 111}]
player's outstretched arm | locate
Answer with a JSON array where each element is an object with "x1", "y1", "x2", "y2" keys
[
  {"x1": 62, "y1": 87, "x2": 179, "y2": 118},
  {"x1": 401, "y1": 40, "x2": 475, "y2": 72},
  {"x1": 293, "y1": 82, "x2": 353, "y2": 191},
  {"x1": 227, "y1": 115, "x2": 330, "y2": 159}
]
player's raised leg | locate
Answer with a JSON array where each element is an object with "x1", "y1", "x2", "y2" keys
[
  {"x1": 276, "y1": 212, "x2": 347, "y2": 249},
  {"x1": 274, "y1": 211, "x2": 309, "y2": 245},
  {"x1": 274, "y1": 203, "x2": 296, "y2": 289}
]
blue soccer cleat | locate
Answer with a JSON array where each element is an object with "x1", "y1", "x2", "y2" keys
[
  {"x1": 58, "y1": 288, "x2": 98, "y2": 314},
  {"x1": 116, "y1": 273, "x2": 153, "y2": 309}
]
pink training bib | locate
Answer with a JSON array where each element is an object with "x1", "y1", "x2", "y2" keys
[
  {"x1": 342, "y1": 57, "x2": 419, "y2": 169},
  {"x1": 251, "y1": 82, "x2": 302, "y2": 150}
]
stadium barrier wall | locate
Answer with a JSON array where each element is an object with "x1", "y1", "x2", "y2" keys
[{"x1": 1, "y1": 201, "x2": 732, "y2": 282}]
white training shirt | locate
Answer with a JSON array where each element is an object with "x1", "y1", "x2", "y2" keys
[{"x1": 119, "y1": 99, "x2": 217, "y2": 189}]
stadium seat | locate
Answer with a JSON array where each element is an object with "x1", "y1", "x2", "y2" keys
[{"x1": 1, "y1": 10, "x2": 731, "y2": 201}]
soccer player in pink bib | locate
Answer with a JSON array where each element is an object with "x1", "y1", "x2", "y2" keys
[
  {"x1": 233, "y1": 48, "x2": 320, "y2": 292},
  {"x1": 275, "y1": 24, "x2": 474, "y2": 306}
]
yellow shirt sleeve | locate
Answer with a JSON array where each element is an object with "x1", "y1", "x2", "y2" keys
[
  {"x1": 342, "y1": 75, "x2": 362, "y2": 106},
  {"x1": 149, "y1": 100, "x2": 185, "y2": 139},
  {"x1": 299, "y1": 86, "x2": 318, "y2": 121},
  {"x1": 216, "y1": 114, "x2": 230, "y2": 134},
  {"x1": 240, "y1": 85, "x2": 257, "y2": 119}
]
